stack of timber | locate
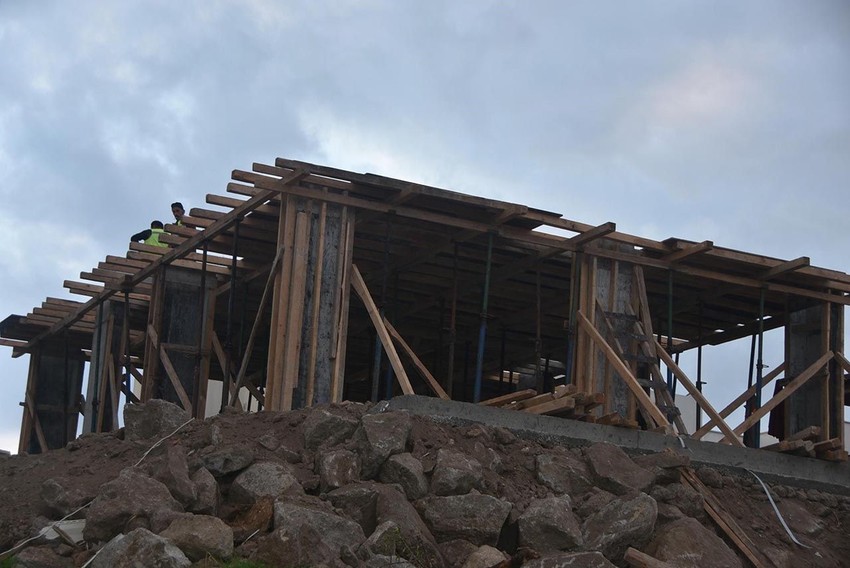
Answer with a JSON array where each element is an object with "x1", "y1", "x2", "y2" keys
[
  {"x1": 480, "y1": 384, "x2": 608, "y2": 422},
  {"x1": 763, "y1": 426, "x2": 848, "y2": 462}
]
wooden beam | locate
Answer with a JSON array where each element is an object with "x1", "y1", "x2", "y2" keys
[
  {"x1": 479, "y1": 389, "x2": 538, "y2": 406},
  {"x1": 724, "y1": 351, "x2": 833, "y2": 442},
  {"x1": 383, "y1": 316, "x2": 450, "y2": 399},
  {"x1": 350, "y1": 264, "x2": 414, "y2": 395},
  {"x1": 760, "y1": 256, "x2": 810, "y2": 281},
  {"x1": 577, "y1": 312, "x2": 668, "y2": 428},
  {"x1": 624, "y1": 547, "x2": 675, "y2": 568},
  {"x1": 159, "y1": 345, "x2": 192, "y2": 411},
  {"x1": 569, "y1": 221, "x2": 616, "y2": 247},
  {"x1": 655, "y1": 340, "x2": 745, "y2": 447},
  {"x1": 692, "y1": 363, "x2": 785, "y2": 439},
  {"x1": 662, "y1": 240, "x2": 713, "y2": 263}
]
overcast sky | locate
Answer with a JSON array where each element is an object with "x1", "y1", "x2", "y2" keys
[{"x1": 0, "y1": 1, "x2": 848, "y2": 452}]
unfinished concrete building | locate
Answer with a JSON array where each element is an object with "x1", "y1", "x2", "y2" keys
[{"x1": 2, "y1": 158, "x2": 847, "y2": 463}]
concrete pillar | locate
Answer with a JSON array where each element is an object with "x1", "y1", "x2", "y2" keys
[
  {"x1": 20, "y1": 339, "x2": 85, "y2": 454},
  {"x1": 149, "y1": 267, "x2": 216, "y2": 415}
]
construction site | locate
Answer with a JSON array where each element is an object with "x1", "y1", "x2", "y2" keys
[{"x1": 1, "y1": 158, "x2": 849, "y2": 566}]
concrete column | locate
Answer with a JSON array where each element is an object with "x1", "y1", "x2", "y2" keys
[
  {"x1": 151, "y1": 267, "x2": 216, "y2": 415},
  {"x1": 21, "y1": 340, "x2": 85, "y2": 454}
]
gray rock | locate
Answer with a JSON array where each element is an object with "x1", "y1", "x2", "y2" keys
[
  {"x1": 461, "y1": 545, "x2": 507, "y2": 568},
  {"x1": 650, "y1": 483, "x2": 704, "y2": 519},
  {"x1": 575, "y1": 489, "x2": 617, "y2": 520},
  {"x1": 248, "y1": 524, "x2": 342, "y2": 568},
  {"x1": 91, "y1": 528, "x2": 190, "y2": 568},
  {"x1": 40, "y1": 478, "x2": 89, "y2": 518},
  {"x1": 518, "y1": 496, "x2": 583, "y2": 553},
  {"x1": 379, "y1": 453, "x2": 428, "y2": 500},
  {"x1": 14, "y1": 545, "x2": 71, "y2": 568},
  {"x1": 140, "y1": 442, "x2": 196, "y2": 507},
  {"x1": 357, "y1": 520, "x2": 400, "y2": 560},
  {"x1": 585, "y1": 443, "x2": 654, "y2": 495},
  {"x1": 199, "y1": 444, "x2": 255, "y2": 477},
  {"x1": 159, "y1": 514, "x2": 234, "y2": 561},
  {"x1": 373, "y1": 484, "x2": 443, "y2": 567},
  {"x1": 230, "y1": 461, "x2": 303, "y2": 503},
  {"x1": 188, "y1": 467, "x2": 219, "y2": 515},
  {"x1": 648, "y1": 517, "x2": 742, "y2": 568},
  {"x1": 583, "y1": 492, "x2": 657, "y2": 562},
  {"x1": 430, "y1": 449, "x2": 483, "y2": 496},
  {"x1": 535, "y1": 453, "x2": 592, "y2": 495},
  {"x1": 418, "y1": 492, "x2": 512, "y2": 546},
  {"x1": 318, "y1": 449, "x2": 361, "y2": 492},
  {"x1": 696, "y1": 466, "x2": 724, "y2": 488},
  {"x1": 632, "y1": 448, "x2": 690, "y2": 470},
  {"x1": 123, "y1": 400, "x2": 191, "y2": 442},
  {"x1": 303, "y1": 407, "x2": 359, "y2": 450},
  {"x1": 83, "y1": 468, "x2": 183, "y2": 543},
  {"x1": 274, "y1": 497, "x2": 366, "y2": 556},
  {"x1": 257, "y1": 432, "x2": 280, "y2": 451},
  {"x1": 438, "y1": 539, "x2": 479, "y2": 568},
  {"x1": 522, "y1": 551, "x2": 616, "y2": 568},
  {"x1": 472, "y1": 441, "x2": 504, "y2": 473},
  {"x1": 327, "y1": 483, "x2": 380, "y2": 535},
  {"x1": 355, "y1": 411, "x2": 412, "y2": 478}
]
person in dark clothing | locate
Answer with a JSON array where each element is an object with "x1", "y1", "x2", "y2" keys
[
  {"x1": 171, "y1": 202, "x2": 185, "y2": 226},
  {"x1": 131, "y1": 220, "x2": 168, "y2": 247}
]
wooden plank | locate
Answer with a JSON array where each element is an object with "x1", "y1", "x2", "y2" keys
[
  {"x1": 821, "y1": 449, "x2": 848, "y2": 461},
  {"x1": 570, "y1": 221, "x2": 616, "y2": 247},
  {"x1": 813, "y1": 438, "x2": 842, "y2": 453},
  {"x1": 727, "y1": 351, "x2": 833, "y2": 441},
  {"x1": 330, "y1": 208, "x2": 354, "y2": 402},
  {"x1": 662, "y1": 240, "x2": 713, "y2": 263},
  {"x1": 383, "y1": 316, "x2": 450, "y2": 400},
  {"x1": 624, "y1": 547, "x2": 675, "y2": 568},
  {"x1": 787, "y1": 425, "x2": 821, "y2": 442},
  {"x1": 655, "y1": 340, "x2": 745, "y2": 447},
  {"x1": 350, "y1": 264, "x2": 414, "y2": 395},
  {"x1": 761, "y1": 256, "x2": 809, "y2": 280},
  {"x1": 228, "y1": 246, "x2": 285, "y2": 406},
  {"x1": 159, "y1": 345, "x2": 192, "y2": 411},
  {"x1": 266, "y1": 197, "x2": 297, "y2": 411},
  {"x1": 578, "y1": 312, "x2": 668, "y2": 428},
  {"x1": 280, "y1": 211, "x2": 311, "y2": 411},
  {"x1": 681, "y1": 468, "x2": 769, "y2": 568},
  {"x1": 525, "y1": 396, "x2": 577, "y2": 415},
  {"x1": 305, "y1": 202, "x2": 327, "y2": 407},
  {"x1": 692, "y1": 363, "x2": 785, "y2": 439},
  {"x1": 479, "y1": 389, "x2": 537, "y2": 406}
]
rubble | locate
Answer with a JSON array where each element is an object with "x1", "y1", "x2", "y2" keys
[{"x1": 0, "y1": 399, "x2": 847, "y2": 567}]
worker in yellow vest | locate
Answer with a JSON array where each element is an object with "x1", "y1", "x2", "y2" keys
[
  {"x1": 130, "y1": 220, "x2": 168, "y2": 247},
  {"x1": 171, "y1": 202, "x2": 185, "y2": 226}
]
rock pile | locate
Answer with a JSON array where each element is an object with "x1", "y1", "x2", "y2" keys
[{"x1": 4, "y1": 399, "x2": 849, "y2": 567}]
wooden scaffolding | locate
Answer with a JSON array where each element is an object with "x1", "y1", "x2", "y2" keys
[{"x1": 1, "y1": 158, "x2": 847, "y2": 461}]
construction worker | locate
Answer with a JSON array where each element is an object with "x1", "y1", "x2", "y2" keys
[
  {"x1": 130, "y1": 220, "x2": 168, "y2": 247},
  {"x1": 171, "y1": 202, "x2": 185, "y2": 226}
]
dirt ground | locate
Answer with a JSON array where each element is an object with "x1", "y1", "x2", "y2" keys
[{"x1": 1, "y1": 404, "x2": 848, "y2": 567}]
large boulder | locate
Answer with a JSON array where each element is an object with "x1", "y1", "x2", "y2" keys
[
  {"x1": 585, "y1": 443, "x2": 654, "y2": 495},
  {"x1": 123, "y1": 400, "x2": 191, "y2": 442},
  {"x1": 248, "y1": 524, "x2": 342, "y2": 567},
  {"x1": 317, "y1": 449, "x2": 361, "y2": 492},
  {"x1": 83, "y1": 468, "x2": 183, "y2": 543},
  {"x1": 417, "y1": 492, "x2": 512, "y2": 546},
  {"x1": 374, "y1": 484, "x2": 443, "y2": 566},
  {"x1": 355, "y1": 411, "x2": 412, "y2": 478},
  {"x1": 273, "y1": 497, "x2": 366, "y2": 557},
  {"x1": 13, "y1": 545, "x2": 71, "y2": 568},
  {"x1": 230, "y1": 461, "x2": 303, "y2": 503},
  {"x1": 188, "y1": 467, "x2": 219, "y2": 515},
  {"x1": 379, "y1": 453, "x2": 428, "y2": 500},
  {"x1": 647, "y1": 517, "x2": 742, "y2": 568},
  {"x1": 199, "y1": 444, "x2": 255, "y2": 477},
  {"x1": 303, "y1": 407, "x2": 359, "y2": 450},
  {"x1": 159, "y1": 514, "x2": 234, "y2": 561},
  {"x1": 357, "y1": 520, "x2": 401, "y2": 560},
  {"x1": 535, "y1": 453, "x2": 592, "y2": 495},
  {"x1": 650, "y1": 483, "x2": 704, "y2": 520},
  {"x1": 461, "y1": 545, "x2": 508, "y2": 568},
  {"x1": 40, "y1": 478, "x2": 90, "y2": 518},
  {"x1": 517, "y1": 495, "x2": 583, "y2": 553},
  {"x1": 430, "y1": 449, "x2": 483, "y2": 496},
  {"x1": 582, "y1": 492, "x2": 657, "y2": 562},
  {"x1": 140, "y1": 442, "x2": 196, "y2": 507},
  {"x1": 327, "y1": 483, "x2": 380, "y2": 535},
  {"x1": 91, "y1": 528, "x2": 190, "y2": 568}
]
